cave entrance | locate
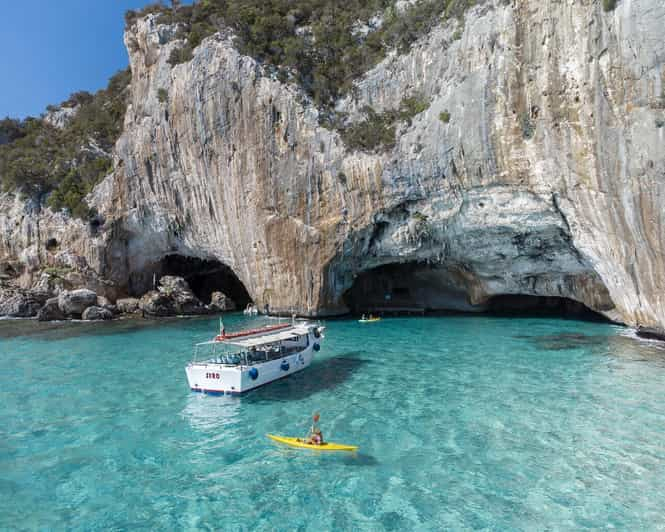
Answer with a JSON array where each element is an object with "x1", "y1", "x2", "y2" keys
[
  {"x1": 342, "y1": 262, "x2": 476, "y2": 315},
  {"x1": 484, "y1": 295, "x2": 607, "y2": 320},
  {"x1": 158, "y1": 254, "x2": 251, "y2": 306},
  {"x1": 342, "y1": 262, "x2": 607, "y2": 320}
]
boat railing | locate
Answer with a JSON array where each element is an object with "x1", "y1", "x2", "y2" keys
[{"x1": 192, "y1": 341, "x2": 305, "y2": 366}]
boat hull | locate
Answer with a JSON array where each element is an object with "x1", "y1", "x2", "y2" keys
[
  {"x1": 267, "y1": 434, "x2": 358, "y2": 451},
  {"x1": 186, "y1": 344, "x2": 315, "y2": 395}
]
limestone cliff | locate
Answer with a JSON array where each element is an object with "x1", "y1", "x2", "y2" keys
[{"x1": 2, "y1": 0, "x2": 665, "y2": 328}]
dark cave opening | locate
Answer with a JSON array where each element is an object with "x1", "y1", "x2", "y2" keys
[
  {"x1": 343, "y1": 262, "x2": 474, "y2": 314},
  {"x1": 342, "y1": 262, "x2": 607, "y2": 321},
  {"x1": 157, "y1": 254, "x2": 252, "y2": 307},
  {"x1": 484, "y1": 294, "x2": 608, "y2": 321}
]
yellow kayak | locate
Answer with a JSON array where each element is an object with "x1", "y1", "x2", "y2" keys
[
  {"x1": 358, "y1": 318, "x2": 381, "y2": 323},
  {"x1": 267, "y1": 434, "x2": 358, "y2": 452}
]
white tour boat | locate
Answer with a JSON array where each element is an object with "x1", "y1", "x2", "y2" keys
[{"x1": 186, "y1": 320, "x2": 325, "y2": 395}]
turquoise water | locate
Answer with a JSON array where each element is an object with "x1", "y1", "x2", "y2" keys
[{"x1": 1, "y1": 314, "x2": 665, "y2": 530}]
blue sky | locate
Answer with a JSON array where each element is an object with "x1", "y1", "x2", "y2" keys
[{"x1": 0, "y1": 1, "x2": 158, "y2": 118}]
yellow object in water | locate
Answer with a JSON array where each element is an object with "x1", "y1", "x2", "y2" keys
[
  {"x1": 358, "y1": 317, "x2": 381, "y2": 323},
  {"x1": 267, "y1": 434, "x2": 358, "y2": 451}
]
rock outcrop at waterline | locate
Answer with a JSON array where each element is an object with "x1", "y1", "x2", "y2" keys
[
  {"x1": 2, "y1": 0, "x2": 665, "y2": 328},
  {"x1": 0, "y1": 274, "x2": 231, "y2": 321}
]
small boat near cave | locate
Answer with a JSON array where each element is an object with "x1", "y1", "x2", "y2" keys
[
  {"x1": 243, "y1": 303, "x2": 259, "y2": 315},
  {"x1": 186, "y1": 320, "x2": 325, "y2": 395}
]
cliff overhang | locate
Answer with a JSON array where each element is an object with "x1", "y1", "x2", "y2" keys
[{"x1": 2, "y1": 0, "x2": 665, "y2": 330}]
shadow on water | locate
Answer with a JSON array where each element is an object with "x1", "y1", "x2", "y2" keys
[
  {"x1": 266, "y1": 446, "x2": 378, "y2": 466},
  {"x1": 244, "y1": 352, "x2": 368, "y2": 403},
  {"x1": 513, "y1": 332, "x2": 611, "y2": 351},
  {"x1": 339, "y1": 452, "x2": 379, "y2": 466}
]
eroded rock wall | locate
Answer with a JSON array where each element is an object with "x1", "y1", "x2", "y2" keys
[{"x1": 3, "y1": 0, "x2": 664, "y2": 327}]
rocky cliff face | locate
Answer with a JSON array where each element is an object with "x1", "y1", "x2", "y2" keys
[{"x1": 2, "y1": 0, "x2": 665, "y2": 327}]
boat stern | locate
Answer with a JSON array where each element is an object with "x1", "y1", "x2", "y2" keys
[{"x1": 186, "y1": 363, "x2": 242, "y2": 395}]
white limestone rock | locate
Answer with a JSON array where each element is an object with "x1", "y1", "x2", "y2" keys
[
  {"x1": 58, "y1": 289, "x2": 98, "y2": 317},
  {"x1": 82, "y1": 306, "x2": 114, "y2": 321},
  {"x1": 2, "y1": 2, "x2": 665, "y2": 330}
]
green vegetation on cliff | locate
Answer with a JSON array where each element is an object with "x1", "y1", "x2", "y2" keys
[
  {"x1": 340, "y1": 95, "x2": 430, "y2": 151},
  {"x1": 0, "y1": 68, "x2": 130, "y2": 218},
  {"x1": 127, "y1": 0, "x2": 475, "y2": 109},
  {"x1": 603, "y1": 0, "x2": 618, "y2": 11},
  {"x1": 1, "y1": 0, "x2": 477, "y2": 213}
]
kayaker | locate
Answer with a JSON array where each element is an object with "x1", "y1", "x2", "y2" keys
[
  {"x1": 310, "y1": 428, "x2": 323, "y2": 445},
  {"x1": 309, "y1": 412, "x2": 320, "y2": 434},
  {"x1": 306, "y1": 412, "x2": 324, "y2": 445}
]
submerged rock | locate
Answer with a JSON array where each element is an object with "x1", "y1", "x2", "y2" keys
[
  {"x1": 528, "y1": 333, "x2": 607, "y2": 351},
  {"x1": 82, "y1": 306, "x2": 114, "y2": 321},
  {"x1": 57, "y1": 289, "x2": 98, "y2": 317}
]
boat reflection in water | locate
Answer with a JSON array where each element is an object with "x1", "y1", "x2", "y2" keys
[{"x1": 181, "y1": 392, "x2": 241, "y2": 433}]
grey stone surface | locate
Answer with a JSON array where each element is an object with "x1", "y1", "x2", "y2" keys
[
  {"x1": 0, "y1": 293, "x2": 42, "y2": 317},
  {"x1": 2, "y1": 2, "x2": 665, "y2": 330},
  {"x1": 116, "y1": 297, "x2": 140, "y2": 314},
  {"x1": 209, "y1": 291, "x2": 236, "y2": 312},
  {"x1": 57, "y1": 289, "x2": 98, "y2": 317},
  {"x1": 43, "y1": 105, "x2": 79, "y2": 129},
  {"x1": 138, "y1": 290, "x2": 175, "y2": 317},
  {"x1": 82, "y1": 305, "x2": 114, "y2": 321},
  {"x1": 37, "y1": 297, "x2": 66, "y2": 321},
  {"x1": 157, "y1": 276, "x2": 208, "y2": 315}
]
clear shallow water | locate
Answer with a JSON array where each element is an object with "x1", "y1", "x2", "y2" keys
[{"x1": 1, "y1": 315, "x2": 665, "y2": 530}]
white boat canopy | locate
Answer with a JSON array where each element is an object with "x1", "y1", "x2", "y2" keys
[{"x1": 196, "y1": 325, "x2": 312, "y2": 348}]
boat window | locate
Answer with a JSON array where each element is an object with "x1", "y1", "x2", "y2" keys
[{"x1": 267, "y1": 346, "x2": 284, "y2": 361}]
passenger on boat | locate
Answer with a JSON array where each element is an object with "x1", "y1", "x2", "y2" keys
[{"x1": 361, "y1": 314, "x2": 367, "y2": 320}]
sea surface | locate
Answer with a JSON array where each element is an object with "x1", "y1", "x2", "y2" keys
[{"x1": 1, "y1": 314, "x2": 665, "y2": 530}]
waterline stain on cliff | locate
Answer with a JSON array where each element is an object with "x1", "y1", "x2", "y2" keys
[{"x1": 485, "y1": 295, "x2": 609, "y2": 321}]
